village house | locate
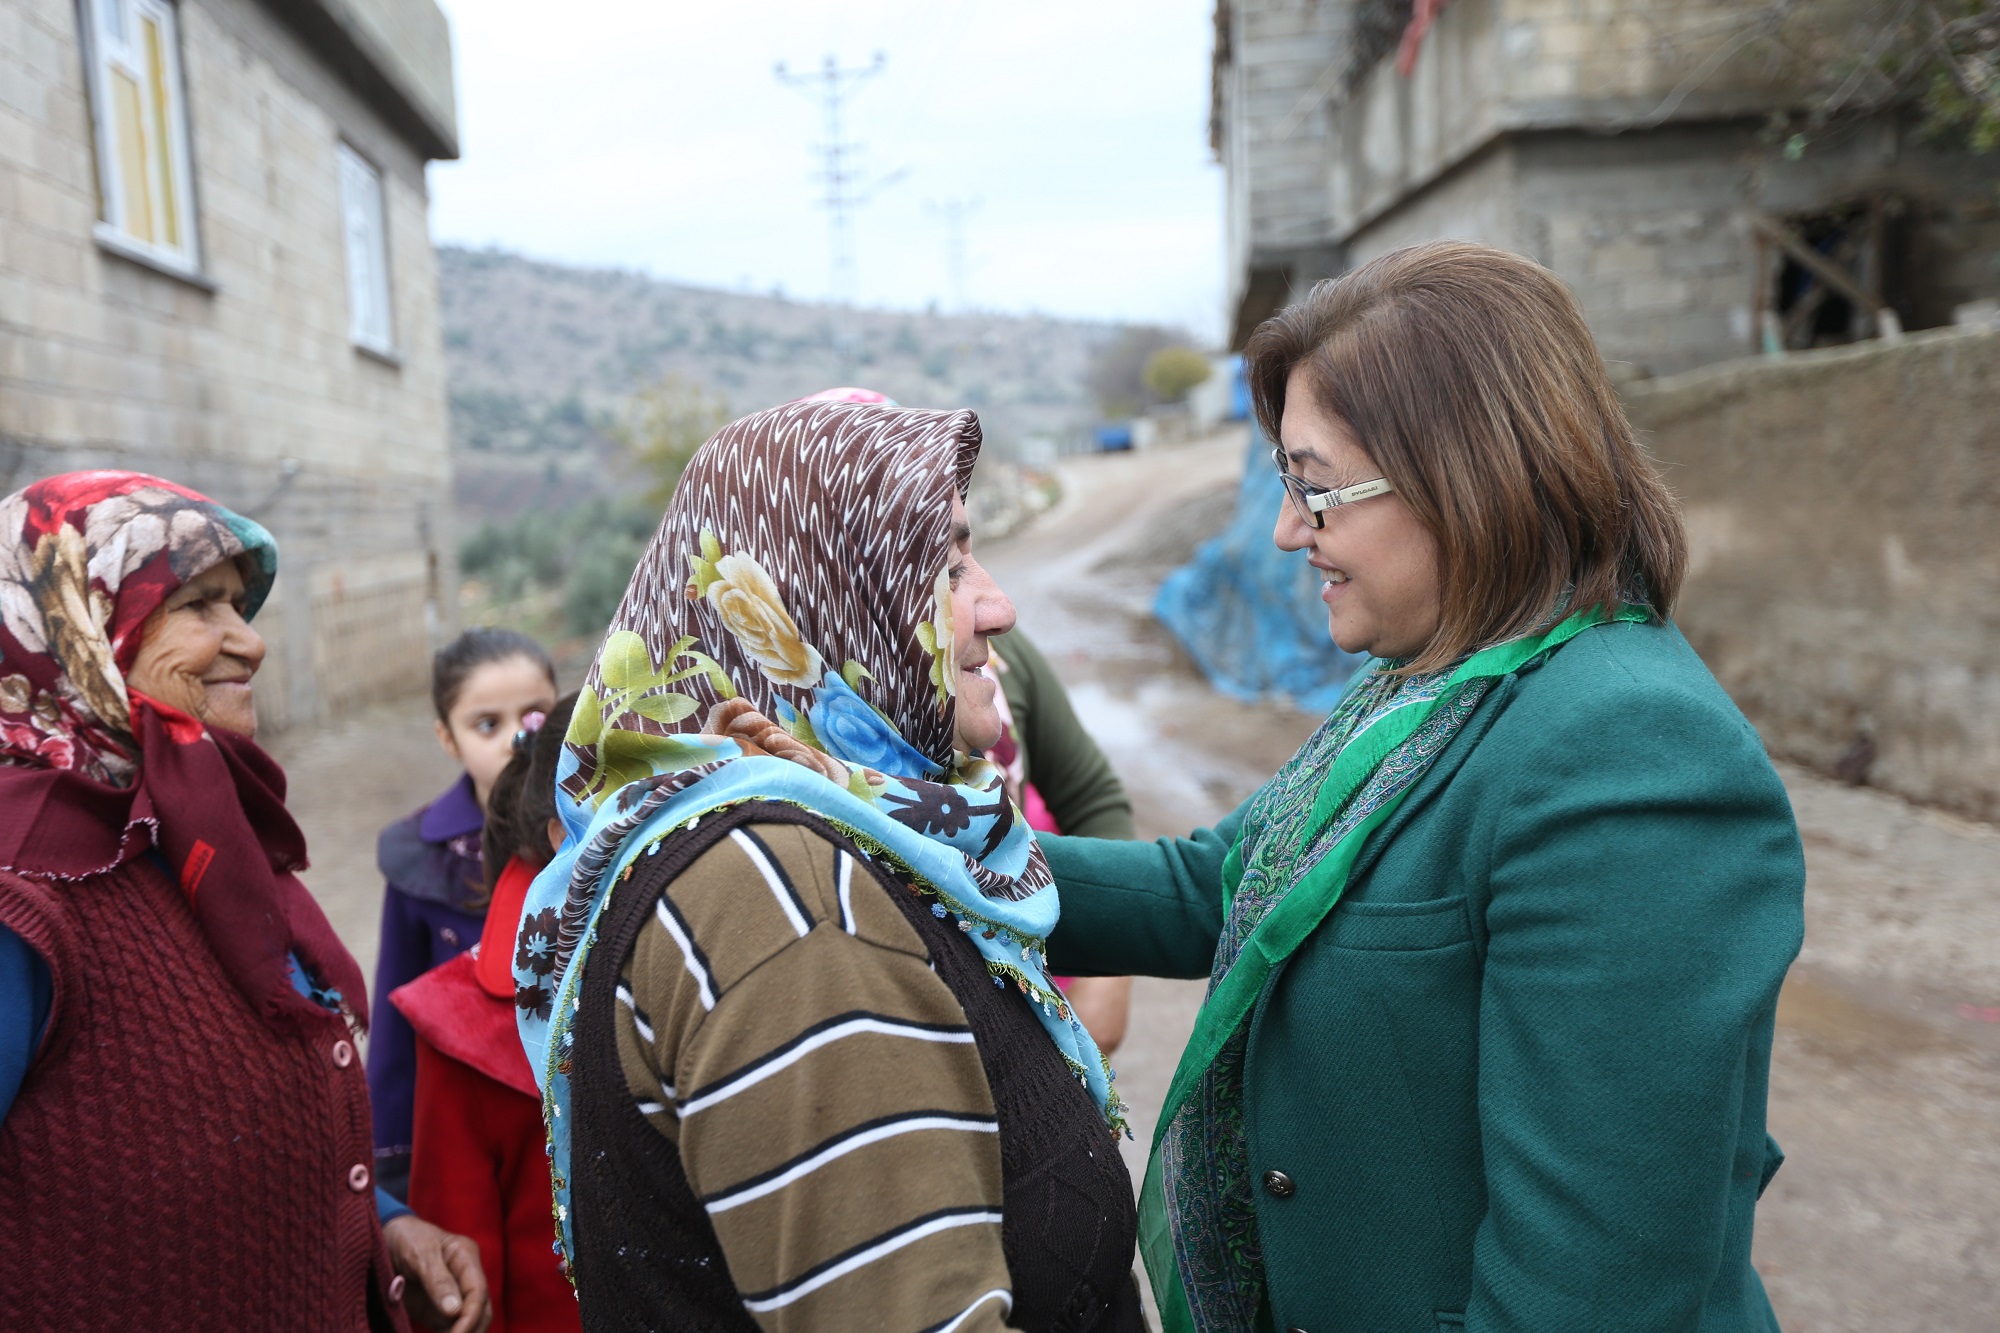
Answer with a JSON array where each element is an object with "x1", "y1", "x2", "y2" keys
[
  {"x1": 1200, "y1": 0, "x2": 2000, "y2": 821},
  {"x1": 1212, "y1": 0, "x2": 2000, "y2": 374},
  {"x1": 1, "y1": 0, "x2": 459, "y2": 729}
]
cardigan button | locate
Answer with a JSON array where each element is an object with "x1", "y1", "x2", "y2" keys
[
  {"x1": 330, "y1": 1039, "x2": 355, "y2": 1068},
  {"x1": 387, "y1": 1275, "x2": 406, "y2": 1302},
  {"x1": 347, "y1": 1163, "x2": 371, "y2": 1192},
  {"x1": 1262, "y1": 1169, "x2": 1296, "y2": 1198}
]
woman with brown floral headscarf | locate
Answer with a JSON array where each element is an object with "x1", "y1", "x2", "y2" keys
[
  {"x1": 513, "y1": 400, "x2": 1143, "y2": 1331},
  {"x1": 0, "y1": 471, "x2": 490, "y2": 1332}
]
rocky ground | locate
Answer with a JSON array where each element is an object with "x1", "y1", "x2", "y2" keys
[{"x1": 278, "y1": 430, "x2": 2000, "y2": 1330}]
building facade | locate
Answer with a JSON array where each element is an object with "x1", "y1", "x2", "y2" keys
[
  {"x1": 1, "y1": 0, "x2": 459, "y2": 730},
  {"x1": 1213, "y1": 0, "x2": 2000, "y2": 375}
]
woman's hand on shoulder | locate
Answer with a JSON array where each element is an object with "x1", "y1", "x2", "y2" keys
[
  {"x1": 383, "y1": 1212, "x2": 492, "y2": 1333},
  {"x1": 704, "y1": 698, "x2": 852, "y2": 784}
]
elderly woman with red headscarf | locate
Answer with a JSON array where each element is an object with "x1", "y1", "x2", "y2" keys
[{"x1": 0, "y1": 471, "x2": 490, "y2": 1331}]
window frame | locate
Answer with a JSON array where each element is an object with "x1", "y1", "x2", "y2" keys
[
  {"x1": 78, "y1": 0, "x2": 205, "y2": 281},
  {"x1": 336, "y1": 140, "x2": 398, "y2": 361}
]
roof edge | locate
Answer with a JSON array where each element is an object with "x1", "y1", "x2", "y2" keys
[{"x1": 258, "y1": 0, "x2": 459, "y2": 161}]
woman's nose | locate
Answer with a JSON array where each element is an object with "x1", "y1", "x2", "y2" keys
[
  {"x1": 979, "y1": 583, "x2": 1017, "y2": 639},
  {"x1": 225, "y1": 615, "x2": 268, "y2": 671},
  {"x1": 1272, "y1": 500, "x2": 1311, "y2": 553}
]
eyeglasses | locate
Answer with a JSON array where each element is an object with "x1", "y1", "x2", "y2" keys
[{"x1": 1271, "y1": 447, "x2": 1395, "y2": 529}]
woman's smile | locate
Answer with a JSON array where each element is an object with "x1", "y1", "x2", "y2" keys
[
  {"x1": 1314, "y1": 561, "x2": 1352, "y2": 602},
  {"x1": 204, "y1": 677, "x2": 255, "y2": 706}
]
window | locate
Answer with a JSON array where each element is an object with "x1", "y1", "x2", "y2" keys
[
  {"x1": 337, "y1": 143, "x2": 395, "y2": 357},
  {"x1": 1756, "y1": 196, "x2": 1915, "y2": 353},
  {"x1": 81, "y1": 0, "x2": 200, "y2": 273}
]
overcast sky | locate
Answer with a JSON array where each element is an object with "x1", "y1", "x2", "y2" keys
[{"x1": 429, "y1": 0, "x2": 1224, "y2": 338}]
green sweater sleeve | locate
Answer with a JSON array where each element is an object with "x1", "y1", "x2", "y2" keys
[
  {"x1": 1041, "y1": 806, "x2": 1243, "y2": 980},
  {"x1": 994, "y1": 630, "x2": 1135, "y2": 841},
  {"x1": 1465, "y1": 673, "x2": 1804, "y2": 1330}
]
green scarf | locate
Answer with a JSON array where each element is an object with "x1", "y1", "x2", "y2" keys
[{"x1": 1144, "y1": 605, "x2": 1649, "y2": 1331}]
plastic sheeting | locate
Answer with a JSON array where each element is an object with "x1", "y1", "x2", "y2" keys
[{"x1": 1154, "y1": 430, "x2": 1366, "y2": 713}]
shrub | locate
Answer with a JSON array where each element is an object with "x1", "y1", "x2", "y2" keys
[{"x1": 1143, "y1": 346, "x2": 1214, "y2": 404}]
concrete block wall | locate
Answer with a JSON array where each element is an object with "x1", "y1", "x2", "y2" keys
[
  {"x1": 1345, "y1": 114, "x2": 2000, "y2": 378},
  {"x1": 1622, "y1": 327, "x2": 2000, "y2": 822},
  {"x1": 0, "y1": 0, "x2": 456, "y2": 731},
  {"x1": 1346, "y1": 125, "x2": 1760, "y2": 377},
  {"x1": 1324, "y1": 0, "x2": 1888, "y2": 254},
  {"x1": 1218, "y1": 0, "x2": 1351, "y2": 316}
]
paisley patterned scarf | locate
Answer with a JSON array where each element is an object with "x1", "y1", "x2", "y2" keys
[
  {"x1": 0, "y1": 471, "x2": 367, "y2": 1033},
  {"x1": 1142, "y1": 605, "x2": 1652, "y2": 1332},
  {"x1": 513, "y1": 400, "x2": 1126, "y2": 1267},
  {"x1": 1161, "y1": 663, "x2": 1488, "y2": 1329}
]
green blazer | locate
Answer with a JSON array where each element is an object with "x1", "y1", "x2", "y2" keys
[{"x1": 1044, "y1": 619, "x2": 1804, "y2": 1332}]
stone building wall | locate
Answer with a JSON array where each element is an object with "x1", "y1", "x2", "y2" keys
[
  {"x1": 1216, "y1": 0, "x2": 2000, "y2": 372},
  {"x1": 1622, "y1": 327, "x2": 2000, "y2": 821},
  {"x1": 0, "y1": 0, "x2": 457, "y2": 732},
  {"x1": 1214, "y1": 0, "x2": 1349, "y2": 343},
  {"x1": 1341, "y1": 116, "x2": 2000, "y2": 377},
  {"x1": 1344, "y1": 123, "x2": 1771, "y2": 376}
]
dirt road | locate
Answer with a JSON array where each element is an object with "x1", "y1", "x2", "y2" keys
[{"x1": 281, "y1": 431, "x2": 1999, "y2": 1329}]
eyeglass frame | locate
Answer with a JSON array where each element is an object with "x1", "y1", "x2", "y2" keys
[{"x1": 1270, "y1": 447, "x2": 1395, "y2": 529}]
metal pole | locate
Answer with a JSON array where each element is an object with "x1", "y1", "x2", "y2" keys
[
  {"x1": 775, "y1": 52, "x2": 888, "y2": 356},
  {"x1": 926, "y1": 196, "x2": 981, "y2": 312}
]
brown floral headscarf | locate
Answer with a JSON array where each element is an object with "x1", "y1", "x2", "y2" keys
[
  {"x1": 518, "y1": 404, "x2": 1125, "y2": 1230},
  {"x1": 535, "y1": 397, "x2": 1076, "y2": 993},
  {"x1": 563, "y1": 397, "x2": 976, "y2": 803}
]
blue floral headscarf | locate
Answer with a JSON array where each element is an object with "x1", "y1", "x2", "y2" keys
[{"x1": 514, "y1": 399, "x2": 1127, "y2": 1268}]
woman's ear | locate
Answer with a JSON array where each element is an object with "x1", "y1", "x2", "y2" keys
[
  {"x1": 435, "y1": 717, "x2": 461, "y2": 762},
  {"x1": 546, "y1": 816, "x2": 565, "y2": 857}
]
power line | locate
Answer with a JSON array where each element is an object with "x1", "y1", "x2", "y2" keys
[
  {"x1": 925, "y1": 196, "x2": 981, "y2": 312},
  {"x1": 774, "y1": 52, "x2": 898, "y2": 320}
]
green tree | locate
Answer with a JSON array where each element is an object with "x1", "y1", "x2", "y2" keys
[
  {"x1": 1089, "y1": 325, "x2": 1183, "y2": 417},
  {"x1": 564, "y1": 526, "x2": 650, "y2": 636},
  {"x1": 1142, "y1": 346, "x2": 1214, "y2": 404},
  {"x1": 618, "y1": 375, "x2": 730, "y2": 504}
]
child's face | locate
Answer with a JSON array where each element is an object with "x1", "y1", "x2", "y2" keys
[{"x1": 436, "y1": 655, "x2": 558, "y2": 809}]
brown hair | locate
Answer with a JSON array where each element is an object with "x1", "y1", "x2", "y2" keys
[
  {"x1": 1245, "y1": 240, "x2": 1686, "y2": 674},
  {"x1": 432, "y1": 627, "x2": 555, "y2": 724},
  {"x1": 482, "y1": 690, "x2": 578, "y2": 891}
]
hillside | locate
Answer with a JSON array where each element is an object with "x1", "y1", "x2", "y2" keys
[{"x1": 438, "y1": 247, "x2": 1138, "y2": 521}]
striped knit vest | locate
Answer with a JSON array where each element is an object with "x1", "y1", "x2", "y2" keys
[{"x1": 567, "y1": 801, "x2": 1143, "y2": 1332}]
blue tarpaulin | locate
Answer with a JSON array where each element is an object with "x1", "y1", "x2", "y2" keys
[{"x1": 1154, "y1": 429, "x2": 1366, "y2": 713}]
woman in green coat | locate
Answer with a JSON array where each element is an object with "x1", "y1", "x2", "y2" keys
[{"x1": 1042, "y1": 242, "x2": 1806, "y2": 1332}]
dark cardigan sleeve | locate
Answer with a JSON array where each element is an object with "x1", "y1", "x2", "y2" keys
[
  {"x1": 0, "y1": 927, "x2": 51, "y2": 1118},
  {"x1": 1041, "y1": 805, "x2": 1244, "y2": 980},
  {"x1": 365, "y1": 884, "x2": 430, "y2": 1167}
]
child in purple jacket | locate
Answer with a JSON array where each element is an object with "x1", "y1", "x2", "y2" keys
[{"x1": 368, "y1": 627, "x2": 557, "y2": 1199}]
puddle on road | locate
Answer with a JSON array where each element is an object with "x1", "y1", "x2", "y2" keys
[
  {"x1": 1063, "y1": 673, "x2": 1320, "y2": 835},
  {"x1": 1776, "y1": 967, "x2": 1956, "y2": 1067}
]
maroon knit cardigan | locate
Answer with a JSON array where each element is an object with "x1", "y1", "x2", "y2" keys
[{"x1": 0, "y1": 857, "x2": 410, "y2": 1331}]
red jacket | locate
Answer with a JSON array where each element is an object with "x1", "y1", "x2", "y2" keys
[{"x1": 393, "y1": 860, "x2": 579, "y2": 1333}]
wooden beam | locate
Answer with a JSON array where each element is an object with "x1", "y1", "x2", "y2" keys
[{"x1": 1751, "y1": 215, "x2": 1884, "y2": 316}]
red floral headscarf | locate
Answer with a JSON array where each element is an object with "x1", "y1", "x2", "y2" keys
[{"x1": 0, "y1": 471, "x2": 366, "y2": 1033}]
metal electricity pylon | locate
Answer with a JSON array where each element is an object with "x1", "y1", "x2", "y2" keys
[
  {"x1": 774, "y1": 52, "x2": 894, "y2": 317},
  {"x1": 925, "y1": 196, "x2": 981, "y2": 312}
]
